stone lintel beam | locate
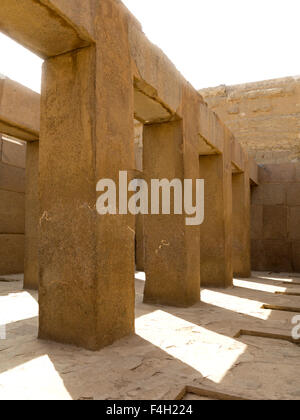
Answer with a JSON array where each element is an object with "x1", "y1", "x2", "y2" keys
[
  {"x1": 199, "y1": 144, "x2": 233, "y2": 288},
  {"x1": 198, "y1": 101, "x2": 259, "y2": 185},
  {"x1": 198, "y1": 103, "x2": 224, "y2": 155},
  {"x1": 232, "y1": 158, "x2": 251, "y2": 278},
  {"x1": 133, "y1": 78, "x2": 176, "y2": 125},
  {"x1": 129, "y1": 21, "x2": 183, "y2": 121},
  {"x1": 0, "y1": 0, "x2": 92, "y2": 58},
  {"x1": 0, "y1": 78, "x2": 40, "y2": 141}
]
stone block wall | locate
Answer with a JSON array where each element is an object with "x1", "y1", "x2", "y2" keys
[
  {"x1": 200, "y1": 77, "x2": 300, "y2": 273},
  {"x1": 0, "y1": 134, "x2": 26, "y2": 275},
  {"x1": 199, "y1": 76, "x2": 300, "y2": 165},
  {"x1": 251, "y1": 163, "x2": 300, "y2": 272},
  {"x1": 134, "y1": 121, "x2": 144, "y2": 271}
]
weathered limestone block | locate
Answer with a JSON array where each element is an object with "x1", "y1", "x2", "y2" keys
[
  {"x1": 0, "y1": 162, "x2": 25, "y2": 193},
  {"x1": 232, "y1": 164, "x2": 251, "y2": 278},
  {"x1": 0, "y1": 78, "x2": 40, "y2": 141},
  {"x1": 38, "y1": 1, "x2": 135, "y2": 350},
  {"x1": 134, "y1": 121, "x2": 145, "y2": 271},
  {"x1": 199, "y1": 77, "x2": 300, "y2": 164},
  {"x1": 129, "y1": 24, "x2": 183, "y2": 119},
  {"x1": 0, "y1": 234, "x2": 24, "y2": 275},
  {"x1": 251, "y1": 163, "x2": 300, "y2": 272},
  {"x1": 143, "y1": 121, "x2": 200, "y2": 306},
  {"x1": 0, "y1": 136, "x2": 26, "y2": 275},
  {"x1": 199, "y1": 144, "x2": 233, "y2": 288},
  {"x1": 24, "y1": 141, "x2": 39, "y2": 290},
  {"x1": 251, "y1": 204, "x2": 263, "y2": 240},
  {"x1": 0, "y1": 190, "x2": 25, "y2": 234},
  {"x1": 0, "y1": 0, "x2": 91, "y2": 58}
]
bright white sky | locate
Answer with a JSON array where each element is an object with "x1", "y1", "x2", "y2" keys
[{"x1": 0, "y1": 0, "x2": 299, "y2": 93}]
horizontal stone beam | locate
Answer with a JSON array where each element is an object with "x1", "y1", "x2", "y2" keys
[
  {"x1": 134, "y1": 78, "x2": 176, "y2": 124},
  {"x1": 198, "y1": 100, "x2": 259, "y2": 183},
  {"x1": 0, "y1": 0, "x2": 92, "y2": 58},
  {"x1": 231, "y1": 139, "x2": 259, "y2": 185},
  {"x1": 0, "y1": 77, "x2": 40, "y2": 141},
  {"x1": 198, "y1": 103, "x2": 224, "y2": 155},
  {"x1": 128, "y1": 17, "x2": 257, "y2": 178}
]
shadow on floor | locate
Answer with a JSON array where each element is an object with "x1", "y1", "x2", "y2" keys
[{"x1": 0, "y1": 273, "x2": 300, "y2": 400}]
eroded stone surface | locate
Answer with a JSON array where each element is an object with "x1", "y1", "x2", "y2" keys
[
  {"x1": 251, "y1": 163, "x2": 300, "y2": 272},
  {"x1": 199, "y1": 77, "x2": 300, "y2": 165}
]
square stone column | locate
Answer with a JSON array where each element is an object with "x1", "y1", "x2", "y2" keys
[
  {"x1": 24, "y1": 141, "x2": 39, "y2": 290},
  {"x1": 135, "y1": 214, "x2": 145, "y2": 271},
  {"x1": 143, "y1": 120, "x2": 200, "y2": 307},
  {"x1": 134, "y1": 122, "x2": 145, "y2": 271},
  {"x1": 232, "y1": 167, "x2": 251, "y2": 278},
  {"x1": 199, "y1": 147, "x2": 233, "y2": 288},
  {"x1": 38, "y1": 3, "x2": 135, "y2": 350}
]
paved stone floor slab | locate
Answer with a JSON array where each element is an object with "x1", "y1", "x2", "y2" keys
[{"x1": 0, "y1": 271, "x2": 300, "y2": 400}]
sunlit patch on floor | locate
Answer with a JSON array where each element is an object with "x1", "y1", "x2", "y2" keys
[
  {"x1": 233, "y1": 279, "x2": 287, "y2": 294},
  {"x1": 201, "y1": 289, "x2": 270, "y2": 320},
  {"x1": 0, "y1": 291, "x2": 38, "y2": 325},
  {"x1": 136, "y1": 310, "x2": 247, "y2": 383},
  {"x1": 0, "y1": 355, "x2": 72, "y2": 400}
]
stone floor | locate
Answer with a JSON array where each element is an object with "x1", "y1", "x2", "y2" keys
[{"x1": 0, "y1": 271, "x2": 300, "y2": 400}]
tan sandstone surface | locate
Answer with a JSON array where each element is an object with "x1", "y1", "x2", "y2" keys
[{"x1": 200, "y1": 76, "x2": 300, "y2": 164}]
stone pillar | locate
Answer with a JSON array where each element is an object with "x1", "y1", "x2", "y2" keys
[
  {"x1": 143, "y1": 120, "x2": 200, "y2": 307},
  {"x1": 0, "y1": 135, "x2": 25, "y2": 275},
  {"x1": 199, "y1": 147, "x2": 233, "y2": 288},
  {"x1": 134, "y1": 121, "x2": 144, "y2": 271},
  {"x1": 232, "y1": 168, "x2": 251, "y2": 278},
  {"x1": 24, "y1": 141, "x2": 39, "y2": 290},
  {"x1": 38, "y1": 3, "x2": 135, "y2": 350},
  {"x1": 135, "y1": 213, "x2": 145, "y2": 271}
]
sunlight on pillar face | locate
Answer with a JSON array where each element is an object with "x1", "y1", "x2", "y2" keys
[
  {"x1": 136, "y1": 310, "x2": 247, "y2": 384},
  {"x1": 201, "y1": 290, "x2": 270, "y2": 321},
  {"x1": 0, "y1": 291, "x2": 38, "y2": 325},
  {"x1": 233, "y1": 279, "x2": 287, "y2": 294},
  {"x1": 0, "y1": 355, "x2": 71, "y2": 400}
]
